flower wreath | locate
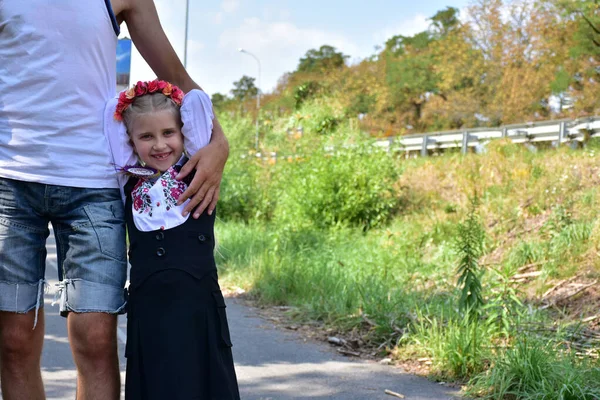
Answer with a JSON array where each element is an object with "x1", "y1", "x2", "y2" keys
[{"x1": 114, "y1": 79, "x2": 185, "y2": 121}]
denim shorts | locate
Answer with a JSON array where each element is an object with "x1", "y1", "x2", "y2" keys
[{"x1": 0, "y1": 177, "x2": 127, "y2": 320}]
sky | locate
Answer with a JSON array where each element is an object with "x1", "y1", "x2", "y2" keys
[{"x1": 119, "y1": 0, "x2": 470, "y2": 97}]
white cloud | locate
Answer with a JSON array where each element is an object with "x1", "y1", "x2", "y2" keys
[
  {"x1": 372, "y1": 13, "x2": 430, "y2": 46},
  {"x1": 214, "y1": 18, "x2": 359, "y2": 94},
  {"x1": 220, "y1": 17, "x2": 358, "y2": 56}
]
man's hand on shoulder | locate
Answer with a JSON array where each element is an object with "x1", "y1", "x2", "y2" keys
[{"x1": 176, "y1": 118, "x2": 229, "y2": 218}]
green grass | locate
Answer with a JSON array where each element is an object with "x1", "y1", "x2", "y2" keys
[{"x1": 214, "y1": 106, "x2": 600, "y2": 398}]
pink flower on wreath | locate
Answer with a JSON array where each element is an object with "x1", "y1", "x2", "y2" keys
[
  {"x1": 178, "y1": 182, "x2": 186, "y2": 191},
  {"x1": 143, "y1": 188, "x2": 149, "y2": 193},
  {"x1": 161, "y1": 179, "x2": 168, "y2": 187},
  {"x1": 147, "y1": 80, "x2": 159, "y2": 93},
  {"x1": 134, "y1": 81, "x2": 148, "y2": 96},
  {"x1": 170, "y1": 188, "x2": 182, "y2": 200},
  {"x1": 171, "y1": 87, "x2": 184, "y2": 104},
  {"x1": 114, "y1": 79, "x2": 184, "y2": 121}
]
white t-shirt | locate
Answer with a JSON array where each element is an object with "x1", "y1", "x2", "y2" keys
[{"x1": 0, "y1": 1, "x2": 121, "y2": 188}]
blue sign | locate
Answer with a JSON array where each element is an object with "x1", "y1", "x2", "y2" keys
[{"x1": 116, "y1": 38, "x2": 132, "y2": 88}]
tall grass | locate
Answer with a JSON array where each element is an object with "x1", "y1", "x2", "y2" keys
[{"x1": 216, "y1": 102, "x2": 600, "y2": 397}]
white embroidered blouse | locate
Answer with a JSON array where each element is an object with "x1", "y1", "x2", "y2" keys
[{"x1": 103, "y1": 89, "x2": 214, "y2": 232}]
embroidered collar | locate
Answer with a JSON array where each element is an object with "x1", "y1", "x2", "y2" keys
[{"x1": 129, "y1": 156, "x2": 191, "y2": 231}]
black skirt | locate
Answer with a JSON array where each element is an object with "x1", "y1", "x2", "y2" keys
[{"x1": 125, "y1": 270, "x2": 240, "y2": 400}]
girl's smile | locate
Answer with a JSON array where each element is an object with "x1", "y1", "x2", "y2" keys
[{"x1": 129, "y1": 109, "x2": 184, "y2": 172}]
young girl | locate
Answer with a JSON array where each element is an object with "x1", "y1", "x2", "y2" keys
[{"x1": 104, "y1": 80, "x2": 240, "y2": 400}]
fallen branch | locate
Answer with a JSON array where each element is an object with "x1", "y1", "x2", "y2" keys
[
  {"x1": 384, "y1": 389, "x2": 405, "y2": 398},
  {"x1": 541, "y1": 280, "x2": 597, "y2": 309},
  {"x1": 337, "y1": 348, "x2": 360, "y2": 357},
  {"x1": 517, "y1": 261, "x2": 544, "y2": 273},
  {"x1": 510, "y1": 271, "x2": 542, "y2": 282},
  {"x1": 583, "y1": 314, "x2": 600, "y2": 323},
  {"x1": 542, "y1": 275, "x2": 580, "y2": 299}
]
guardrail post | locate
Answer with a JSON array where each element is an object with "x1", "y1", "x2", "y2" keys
[
  {"x1": 421, "y1": 135, "x2": 428, "y2": 157},
  {"x1": 558, "y1": 121, "x2": 567, "y2": 145},
  {"x1": 502, "y1": 127, "x2": 508, "y2": 138},
  {"x1": 462, "y1": 131, "x2": 469, "y2": 154}
]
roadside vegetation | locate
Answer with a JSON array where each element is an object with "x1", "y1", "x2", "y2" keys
[{"x1": 213, "y1": 1, "x2": 600, "y2": 397}]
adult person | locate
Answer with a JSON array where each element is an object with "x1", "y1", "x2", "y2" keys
[{"x1": 0, "y1": 1, "x2": 228, "y2": 399}]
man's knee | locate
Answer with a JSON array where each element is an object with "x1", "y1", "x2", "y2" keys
[
  {"x1": 0, "y1": 310, "x2": 43, "y2": 366},
  {"x1": 69, "y1": 313, "x2": 117, "y2": 361}
]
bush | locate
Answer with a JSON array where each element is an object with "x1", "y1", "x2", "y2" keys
[
  {"x1": 218, "y1": 153, "x2": 276, "y2": 222},
  {"x1": 275, "y1": 143, "x2": 401, "y2": 230}
]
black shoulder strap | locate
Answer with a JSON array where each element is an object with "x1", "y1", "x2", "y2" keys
[{"x1": 124, "y1": 176, "x2": 139, "y2": 198}]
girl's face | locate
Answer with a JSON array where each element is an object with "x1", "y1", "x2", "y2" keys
[{"x1": 129, "y1": 110, "x2": 184, "y2": 172}]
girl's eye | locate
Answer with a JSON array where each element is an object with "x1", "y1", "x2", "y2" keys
[
  {"x1": 164, "y1": 130, "x2": 174, "y2": 136},
  {"x1": 140, "y1": 134, "x2": 152, "y2": 140}
]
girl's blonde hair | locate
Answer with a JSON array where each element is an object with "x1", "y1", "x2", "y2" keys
[{"x1": 122, "y1": 93, "x2": 182, "y2": 134}]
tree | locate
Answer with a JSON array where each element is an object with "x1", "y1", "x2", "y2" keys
[
  {"x1": 296, "y1": 45, "x2": 348, "y2": 74},
  {"x1": 211, "y1": 92, "x2": 228, "y2": 109},
  {"x1": 550, "y1": 0, "x2": 599, "y2": 114},
  {"x1": 384, "y1": 32, "x2": 439, "y2": 129},
  {"x1": 231, "y1": 75, "x2": 258, "y2": 102},
  {"x1": 384, "y1": 32, "x2": 431, "y2": 56},
  {"x1": 430, "y1": 6, "x2": 461, "y2": 37}
]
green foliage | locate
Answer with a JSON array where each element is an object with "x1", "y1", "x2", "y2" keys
[
  {"x1": 455, "y1": 196, "x2": 485, "y2": 317},
  {"x1": 296, "y1": 45, "x2": 348, "y2": 74},
  {"x1": 218, "y1": 154, "x2": 276, "y2": 222},
  {"x1": 560, "y1": 0, "x2": 600, "y2": 57},
  {"x1": 344, "y1": 92, "x2": 376, "y2": 116},
  {"x1": 315, "y1": 115, "x2": 339, "y2": 134},
  {"x1": 467, "y1": 337, "x2": 600, "y2": 399},
  {"x1": 276, "y1": 144, "x2": 400, "y2": 230},
  {"x1": 429, "y1": 6, "x2": 460, "y2": 37},
  {"x1": 211, "y1": 92, "x2": 229, "y2": 109},
  {"x1": 384, "y1": 32, "x2": 439, "y2": 126},
  {"x1": 231, "y1": 75, "x2": 258, "y2": 102},
  {"x1": 385, "y1": 32, "x2": 432, "y2": 56},
  {"x1": 293, "y1": 81, "x2": 321, "y2": 109},
  {"x1": 484, "y1": 266, "x2": 524, "y2": 338}
]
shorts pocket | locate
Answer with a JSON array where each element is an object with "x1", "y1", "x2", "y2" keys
[
  {"x1": 83, "y1": 200, "x2": 126, "y2": 262},
  {"x1": 212, "y1": 290, "x2": 233, "y2": 348}
]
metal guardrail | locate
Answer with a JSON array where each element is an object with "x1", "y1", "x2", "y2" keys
[
  {"x1": 373, "y1": 116, "x2": 600, "y2": 156},
  {"x1": 251, "y1": 116, "x2": 600, "y2": 162}
]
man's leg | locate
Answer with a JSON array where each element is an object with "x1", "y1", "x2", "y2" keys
[
  {"x1": 51, "y1": 184, "x2": 127, "y2": 400},
  {"x1": 0, "y1": 178, "x2": 50, "y2": 400},
  {"x1": 0, "y1": 310, "x2": 45, "y2": 400},
  {"x1": 68, "y1": 313, "x2": 120, "y2": 400}
]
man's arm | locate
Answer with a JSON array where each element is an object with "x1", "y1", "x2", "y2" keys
[{"x1": 119, "y1": 0, "x2": 228, "y2": 217}]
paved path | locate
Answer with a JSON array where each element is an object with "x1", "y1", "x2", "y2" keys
[{"x1": 1, "y1": 230, "x2": 459, "y2": 399}]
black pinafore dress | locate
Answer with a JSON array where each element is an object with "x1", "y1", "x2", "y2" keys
[{"x1": 124, "y1": 177, "x2": 240, "y2": 400}]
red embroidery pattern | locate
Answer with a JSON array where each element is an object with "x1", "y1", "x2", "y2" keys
[
  {"x1": 132, "y1": 179, "x2": 153, "y2": 216},
  {"x1": 161, "y1": 168, "x2": 186, "y2": 211}
]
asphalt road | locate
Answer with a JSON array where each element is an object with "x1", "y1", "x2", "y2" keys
[{"x1": 0, "y1": 229, "x2": 459, "y2": 400}]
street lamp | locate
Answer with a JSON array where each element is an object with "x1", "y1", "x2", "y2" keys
[
  {"x1": 238, "y1": 48, "x2": 261, "y2": 150},
  {"x1": 184, "y1": 0, "x2": 190, "y2": 68}
]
